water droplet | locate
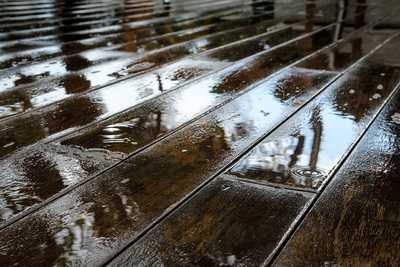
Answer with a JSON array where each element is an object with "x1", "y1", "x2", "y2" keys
[
  {"x1": 372, "y1": 93, "x2": 381, "y2": 99},
  {"x1": 348, "y1": 89, "x2": 355, "y2": 94},
  {"x1": 2, "y1": 142, "x2": 14, "y2": 148},
  {"x1": 121, "y1": 178, "x2": 130, "y2": 184},
  {"x1": 289, "y1": 166, "x2": 326, "y2": 187},
  {"x1": 222, "y1": 185, "x2": 231, "y2": 191},
  {"x1": 290, "y1": 167, "x2": 325, "y2": 178},
  {"x1": 227, "y1": 255, "x2": 236, "y2": 265},
  {"x1": 391, "y1": 112, "x2": 400, "y2": 124},
  {"x1": 377, "y1": 84, "x2": 384, "y2": 90}
]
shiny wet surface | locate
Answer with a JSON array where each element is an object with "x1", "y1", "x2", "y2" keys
[
  {"x1": 0, "y1": 22, "x2": 330, "y2": 157},
  {"x1": 111, "y1": 176, "x2": 313, "y2": 266},
  {"x1": 0, "y1": 23, "x2": 373, "y2": 223},
  {"x1": 1, "y1": 0, "x2": 400, "y2": 266},
  {"x1": 228, "y1": 36, "x2": 400, "y2": 190},
  {"x1": 273, "y1": 74, "x2": 400, "y2": 267}
]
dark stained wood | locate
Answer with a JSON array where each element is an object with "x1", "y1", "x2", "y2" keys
[
  {"x1": 0, "y1": 22, "x2": 341, "y2": 226},
  {"x1": 110, "y1": 176, "x2": 313, "y2": 266},
  {"x1": 0, "y1": 36, "x2": 341, "y2": 265},
  {"x1": 107, "y1": 33, "x2": 400, "y2": 267},
  {"x1": 0, "y1": 0, "x2": 400, "y2": 265}
]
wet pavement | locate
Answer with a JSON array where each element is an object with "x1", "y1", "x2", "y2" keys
[{"x1": 1, "y1": 0, "x2": 400, "y2": 266}]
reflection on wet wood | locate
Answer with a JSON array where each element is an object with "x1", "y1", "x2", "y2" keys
[
  {"x1": 272, "y1": 87, "x2": 400, "y2": 267},
  {"x1": 0, "y1": 49, "x2": 338, "y2": 265},
  {"x1": 0, "y1": 0, "x2": 400, "y2": 265},
  {"x1": 0, "y1": 20, "x2": 304, "y2": 118},
  {"x1": 0, "y1": 12, "x2": 332, "y2": 157},
  {"x1": 228, "y1": 34, "x2": 400, "y2": 190},
  {"x1": 107, "y1": 32, "x2": 400, "y2": 267},
  {"x1": 0, "y1": 21, "x2": 341, "y2": 224}
]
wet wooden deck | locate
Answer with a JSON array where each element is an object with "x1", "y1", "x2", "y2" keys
[{"x1": 1, "y1": 0, "x2": 400, "y2": 266}]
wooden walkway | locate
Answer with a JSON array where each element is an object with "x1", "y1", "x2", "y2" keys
[{"x1": 0, "y1": 0, "x2": 400, "y2": 266}]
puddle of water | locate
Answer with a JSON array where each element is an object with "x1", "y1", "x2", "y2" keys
[
  {"x1": 272, "y1": 87, "x2": 400, "y2": 267},
  {"x1": 390, "y1": 112, "x2": 400, "y2": 124},
  {"x1": 228, "y1": 36, "x2": 400, "y2": 190}
]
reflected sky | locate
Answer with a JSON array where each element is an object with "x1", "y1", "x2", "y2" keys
[{"x1": 272, "y1": 86, "x2": 400, "y2": 267}]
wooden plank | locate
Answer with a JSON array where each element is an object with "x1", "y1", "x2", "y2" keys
[
  {"x1": 110, "y1": 176, "x2": 313, "y2": 266},
  {"x1": 0, "y1": 26, "x2": 396, "y2": 267},
  {"x1": 0, "y1": 18, "x2": 304, "y2": 118},
  {"x1": 106, "y1": 33, "x2": 400, "y2": 267},
  {"x1": 0, "y1": 14, "x2": 319, "y2": 156},
  {"x1": 228, "y1": 35, "x2": 400, "y2": 191},
  {"x1": 0, "y1": 9, "x2": 272, "y2": 69},
  {"x1": 0, "y1": 0, "x2": 250, "y2": 25},
  {"x1": 0, "y1": 0, "x2": 275, "y2": 44},
  {"x1": 272, "y1": 74, "x2": 400, "y2": 267},
  {"x1": 0, "y1": 21, "x2": 382, "y2": 226}
]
